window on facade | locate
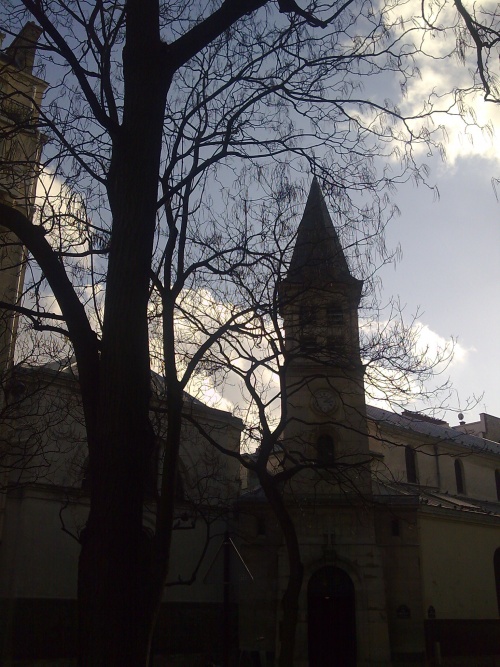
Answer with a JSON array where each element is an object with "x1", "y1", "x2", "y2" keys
[
  {"x1": 495, "y1": 548, "x2": 500, "y2": 616},
  {"x1": 327, "y1": 303, "x2": 343, "y2": 325},
  {"x1": 405, "y1": 446, "x2": 417, "y2": 484},
  {"x1": 495, "y1": 470, "x2": 500, "y2": 502},
  {"x1": 81, "y1": 457, "x2": 91, "y2": 494},
  {"x1": 454, "y1": 459, "x2": 465, "y2": 495},
  {"x1": 175, "y1": 469, "x2": 185, "y2": 502},
  {"x1": 324, "y1": 338, "x2": 346, "y2": 359},
  {"x1": 299, "y1": 305, "x2": 316, "y2": 329},
  {"x1": 317, "y1": 435, "x2": 335, "y2": 466},
  {"x1": 301, "y1": 336, "x2": 318, "y2": 353}
]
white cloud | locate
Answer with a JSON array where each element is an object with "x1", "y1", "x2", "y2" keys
[
  {"x1": 412, "y1": 321, "x2": 472, "y2": 366},
  {"x1": 185, "y1": 374, "x2": 235, "y2": 412},
  {"x1": 363, "y1": 317, "x2": 474, "y2": 414},
  {"x1": 352, "y1": 0, "x2": 500, "y2": 168}
]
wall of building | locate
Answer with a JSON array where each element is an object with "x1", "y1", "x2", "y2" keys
[
  {"x1": 419, "y1": 513, "x2": 499, "y2": 619},
  {"x1": 370, "y1": 419, "x2": 500, "y2": 506},
  {"x1": 0, "y1": 24, "x2": 48, "y2": 385},
  {"x1": 375, "y1": 507, "x2": 426, "y2": 666},
  {"x1": 369, "y1": 428, "x2": 439, "y2": 488},
  {"x1": 0, "y1": 366, "x2": 243, "y2": 665}
]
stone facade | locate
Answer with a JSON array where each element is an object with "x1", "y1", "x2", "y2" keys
[{"x1": 0, "y1": 24, "x2": 47, "y2": 382}]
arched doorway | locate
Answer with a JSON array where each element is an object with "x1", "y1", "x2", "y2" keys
[{"x1": 308, "y1": 566, "x2": 356, "y2": 667}]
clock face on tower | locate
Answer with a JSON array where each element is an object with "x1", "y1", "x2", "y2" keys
[{"x1": 311, "y1": 389, "x2": 337, "y2": 415}]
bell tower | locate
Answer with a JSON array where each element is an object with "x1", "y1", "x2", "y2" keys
[
  {"x1": 279, "y1": 178, "x2": 371, "y2": 491},
  {"x1": 0, "y1": 24, "x2": 47, "y2": 381}
]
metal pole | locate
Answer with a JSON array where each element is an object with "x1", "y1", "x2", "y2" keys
[{"x1": 223, "y1": 530, "x2": 230, "y2": 667}]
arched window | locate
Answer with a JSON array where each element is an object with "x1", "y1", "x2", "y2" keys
[
  {"x1": 405, "y1": 446, "x2": 417, "y2": 484},
  {"x1": 299, "y1": 305, "x2": 316, "y2": 329},
  {"x1": 494, "y1": 548, "x2": 500, "y2": 616},
  {"x1": 175, "y1": 469, "x2": 185, "y2": 502},
  {"x1": 317, "y1": 435, "x2": 335, "y2": 466},
  {"x1": 495, "y1": 470, "x2": 500, "y2": 502},
  {"x1": 454, "y1": 459, "x2": 465, "y2": 495},
  {"x1": 81, "y1": 456, "x2": 91, "y2": 494}
]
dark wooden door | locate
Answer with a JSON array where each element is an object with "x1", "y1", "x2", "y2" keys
[{"x1": 308, "y1": 566, "x2": 356, "y2": 667}]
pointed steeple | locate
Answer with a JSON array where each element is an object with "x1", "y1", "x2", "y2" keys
[{"x1": 287, "y1": 178, "x2": 354, "y2": 285}]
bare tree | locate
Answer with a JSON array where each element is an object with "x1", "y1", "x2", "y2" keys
[{"x1": 0, "y1": 2, "x2": 456, "y2": 665}]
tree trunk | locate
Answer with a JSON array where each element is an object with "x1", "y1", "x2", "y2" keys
[
  {"x1": 77, "y1": 2, "x2": 171, "y2": 663},
  {"x1": 260, "y1": 477, "x2": 304, "y2": 667}
]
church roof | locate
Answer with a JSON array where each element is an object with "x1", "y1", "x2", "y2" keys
[
  {"x1": 16, "y1": 359, "x2": 244, "y2": 426},
  {"x1": 374, "y1": 479, "x2": 500, "y2": 517},
  {"x1": 287, "y1": 178, "x2": 357, "y2": 286},
  {"x1": 367, "y1": 405, "x2": 500, "y2": 456}
]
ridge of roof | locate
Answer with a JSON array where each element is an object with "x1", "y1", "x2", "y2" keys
[
  {"x1": 373, "y1": 480, "x2": 500, "y2": 516},
  {"x1": 367, "y1": 404, "x2": 500, "y2": 455},
  {"x1": 17, "y1": 360, "x2": 242, "y2": 424}
]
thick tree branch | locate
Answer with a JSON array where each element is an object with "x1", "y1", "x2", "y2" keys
[
  {"x1": 0, "y1": 203, "x2": 99, "y2": 399},
  {"x1": 163, "y1": 0, "x2": 267, "y2": 72},
  {"x1": 0, "y1": 300, "x2": 70, "y2": 337},
  {"x1": 0, "y1": 300, "x2": 66, "y2": 321},
  {"x1": 454, "y1": 0, "x2": 496, "y2": 101}
]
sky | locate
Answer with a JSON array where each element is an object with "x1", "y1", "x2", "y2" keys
[
  {"x1": 336, "y1": 0, "x2": 500, "y2": 427},
  {"x1": 376, "y1": 119, "x2": 500, "y2": 426}
]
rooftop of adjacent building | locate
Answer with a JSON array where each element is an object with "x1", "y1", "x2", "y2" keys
[
  {"x1": 367, "y1": 405, "x2": 500, "y2": 453},
  {"x1": 12, "y1": 357, "x2": 245, "y2": 429},
  {"x1": 0, "y1": 22, "x2": 42, "y2": 74}
]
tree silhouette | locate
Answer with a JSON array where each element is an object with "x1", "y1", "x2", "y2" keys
[{"x1": 0, "y1": 2, "x2": 454, "y2": 664}]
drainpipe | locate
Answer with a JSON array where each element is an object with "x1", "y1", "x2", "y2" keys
[
  {"x1": 223, "y1": 530, "x2": 231, "y2": 667},
  {"x1": 433, "y1": 445, "x2": 441, "y2": 490}
]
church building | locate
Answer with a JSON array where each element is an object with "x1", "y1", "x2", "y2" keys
[
  {"x1": 0, "y1": 24, "x2": 499, "y2": 667},
  {"x1": 236, "y1": 180, "x2": 500, "y2": 667}
]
